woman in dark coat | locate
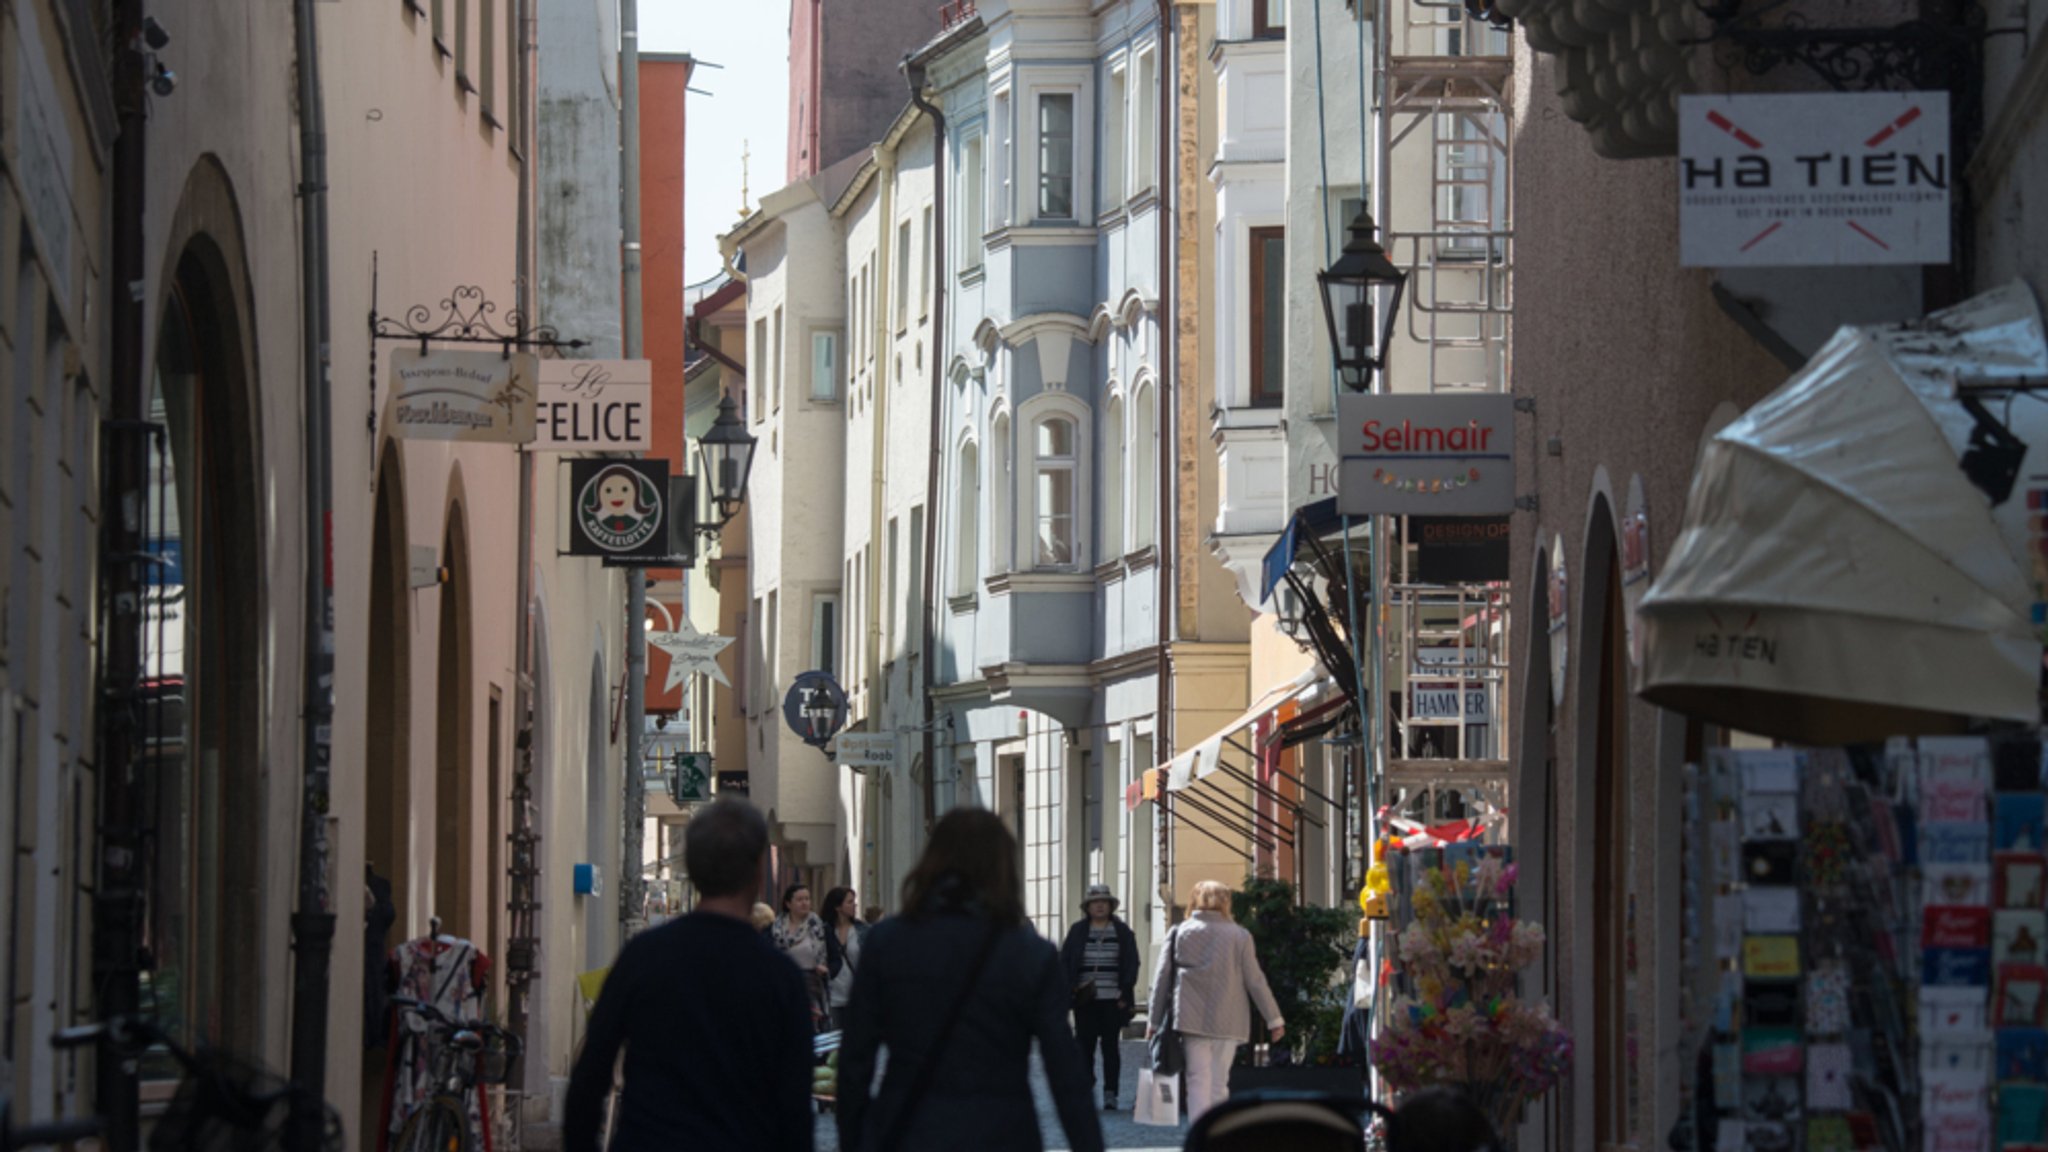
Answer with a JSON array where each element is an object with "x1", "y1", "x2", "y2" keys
[{"x1": 837, "y1": 809, "x2": 1105, "y2": 1152}]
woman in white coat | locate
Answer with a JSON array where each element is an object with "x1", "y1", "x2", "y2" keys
[{"x1": 1145, "y1": 880, "x2": 1285, "y2": 1123}]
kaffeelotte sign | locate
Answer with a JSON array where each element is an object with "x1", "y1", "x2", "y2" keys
[{"x1": 1337, "y1": 393, "x2": 1515, "y2": 517}]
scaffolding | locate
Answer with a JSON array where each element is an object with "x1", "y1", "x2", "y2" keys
[{"x1": 1374, "y1": 0, "x2": 1515, "y2": 790}]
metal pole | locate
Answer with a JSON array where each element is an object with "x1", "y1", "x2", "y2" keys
[
  {"x1": 505, "y1": 0, "x2": 541, "y2": 1082},
  {"x1": 96, "y1": 4, "x2": 149, "y2": 1147},
  {"x1": 619, "y1": 0, "x2": 648, "y2": 939},
  {"x1": 289, "y1": 0, "x2": 339, "y2": 1107}
]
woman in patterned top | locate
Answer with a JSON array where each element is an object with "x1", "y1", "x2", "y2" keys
[
  {"x1": 772, "y1": 882, "x2": 831, "y2": 1031},
  {"x1": 1060, "y1": 884, "x2": 1139, "y2": 1110}
]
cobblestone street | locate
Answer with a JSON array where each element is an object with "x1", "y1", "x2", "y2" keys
[{"x1": 815, "y1": 1040, "x2": 1181, "y2": 1151}]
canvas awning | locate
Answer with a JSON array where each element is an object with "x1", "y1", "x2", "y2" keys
[
  {"x1": 1159, "y1": 668, "x2": 1323, "y2": 791},
  {"x1": 1638, "y1": 282, "x2": 2048, "y2": 744}
]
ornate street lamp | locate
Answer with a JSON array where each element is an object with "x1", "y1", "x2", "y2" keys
[
  {"x1": 696, "y1": 392, "x2": 759, "y2": 530},
  {"x1": 1317, "y1": 207, "x2": 1407, "y2": 392}
]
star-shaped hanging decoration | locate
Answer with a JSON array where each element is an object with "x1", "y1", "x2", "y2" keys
[{"x1": 649, "y1": 617, "x2": 734, "y2": 693}]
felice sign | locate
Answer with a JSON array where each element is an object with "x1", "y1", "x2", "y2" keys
[
  {"x1": 1337, "y1": 393, "x2": 1515, "y2": 517},
  {"x1": 535, "y1": 359, "x2": 653, "y2": 452}
]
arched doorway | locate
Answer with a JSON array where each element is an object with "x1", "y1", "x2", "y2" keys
[
  {"x1": 360, "y1": 439, "x2": 412, "y2": 1137},
  {"x1": 137, "y1": 239, "x2": 264, "y2": 1061},
  {"x1": 1574, "y1": 499, "x2": 1632, "y2": 1147},
  {"x1": 585, "y1": 652, "x2": 610, "y2": 971},
  {"x1": 434, "y1": 504, "x2": 475, "y2": 937}
]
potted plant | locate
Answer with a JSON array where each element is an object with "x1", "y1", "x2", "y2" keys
[
  {"x1": 1227, "y1": 878, "x2": 1364, "y2": 1097},
  {"x1": 1372, "y1": 856, "x2": 1571, "y2": 1141}
]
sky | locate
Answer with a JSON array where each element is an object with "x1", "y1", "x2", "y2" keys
[{"x1": 641, "y1": 2, "x2": 791, "y2": 285}]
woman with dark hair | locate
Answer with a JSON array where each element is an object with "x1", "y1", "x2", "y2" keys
[
  {"x1": 771, "y1": 882, "x2": 830, "y2": 1031},
  {"x1": 821, "y1": 885, "x2": 866, "y2": 1031},
  {"x1": 1373, "y1": 1086, "x2": 1504, "y2": 1152},
  {"x1": 837, "y1": 809, "x2": 1104, "y2": 1152}
]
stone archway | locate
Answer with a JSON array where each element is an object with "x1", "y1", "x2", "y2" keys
[
  {"x1": 360, "y1": 439, "x2": 412, "y2": 1140},
  {"x1": 434, "y1": 496, "x2": 476, "y2": 937}
]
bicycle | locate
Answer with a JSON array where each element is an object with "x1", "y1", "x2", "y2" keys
[
  {"x1": 44, "y1": 1016, "x2": 340, "y2": 1152},
  {"x1": 388, "y1": 997, "x2": 521, "y2": 1152},
  {"x1": 1, "y1": 1024, "x2": 104, "y2": 1151}
]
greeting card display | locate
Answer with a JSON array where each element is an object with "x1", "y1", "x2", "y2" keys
[
  {"x1": 2001, "y1": 852, "x2": 2048, "y2": 908},
  {"x1": 2001, "y1": 965, "x2": 2048, "y2": 1028}
]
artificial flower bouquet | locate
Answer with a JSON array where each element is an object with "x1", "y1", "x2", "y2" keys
[{"x1": 1372, "y1": 854, "x2": 1573, "y2": 1137}]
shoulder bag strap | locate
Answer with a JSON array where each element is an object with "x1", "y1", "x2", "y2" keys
[
  {"x1": 1162, "y1": 926, "x2": 1180, "y2": 1031},
  {"x1": 877, "y1": 919, "x2": 1005, "y2": 1148}
]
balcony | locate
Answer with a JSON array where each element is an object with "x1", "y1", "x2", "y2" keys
[{"x1": 939, "y1": 0, "x2": 977, "y2": 30}]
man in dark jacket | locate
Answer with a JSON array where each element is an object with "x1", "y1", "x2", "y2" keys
[
  {"x1": 563, "y1": 799, "x2": 814, "y2": 1152},
  {"x1": 1060, "y1": 884, "x2": 1140, "y2": 1110}
]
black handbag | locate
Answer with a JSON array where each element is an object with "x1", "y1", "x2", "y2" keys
[{"x1": 1148, "y1": 926, "x2": 1185, "y2": 1075}]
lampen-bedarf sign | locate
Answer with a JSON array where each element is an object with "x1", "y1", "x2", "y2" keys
[
  {"x1": 1337, "y1": 393, "x2": 1514, "y2": 517},
  {"x1": 535, "y1": 359, "x2": 652, "y2": 452},
  {"x1": 1679, "y1": 92, "x2": 1949, "y2": 267},
  {"x1": 564, "y1": 459, "x2": 673, "y2": 561}
]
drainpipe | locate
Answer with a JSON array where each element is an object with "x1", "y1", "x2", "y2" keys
[
  {"x1": 289, "y1": 0, "x2": 339, "y2": 1108},
  {"x1": 97, "y1": 4, "x2": 149, "y2": 1147},
  {"x1": 1152, "y1": 0, "x2": 1177, "y2": 910},
  {"x1": 907, "y1": 61, "x2": 945, "y2": 834},
  {"x1": 861, "y1": 137, "x2": 895, "y2": 898},
  {"x1": 620, "y1": 0, "x2": 649, "y2": 940}
]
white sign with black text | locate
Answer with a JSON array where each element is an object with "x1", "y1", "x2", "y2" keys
[
  {"x1": 1679, "y1": 92, "x2": 1949, "y2": 267},
  {"x1": 835, "y1": 733, "x2": 897, "y2": 772},
  {"x1": 1409, "y1": 684, "x2": 1493, "y2": 724},
  {"x1": 536, "y1": 359, "x2": 653, "y2": 452}
]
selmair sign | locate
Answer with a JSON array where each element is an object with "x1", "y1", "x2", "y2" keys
[
  {"x1": 387, "y1": 348, "x2": 538, "y2": 444},
  {"x1": 1337, "y1": 393, "x2": 1514, "y2": 517},
  {"x1": 1679, "y1": 92, "x2": 1949, "y2": 268},
  {"x1": 535, "y1": 359, "x2": 653, "y2": 452}
]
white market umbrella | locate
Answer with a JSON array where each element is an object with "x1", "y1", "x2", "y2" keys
[{"x1": 1638, "y1": 282, "x2": 2048, "y2": 744}]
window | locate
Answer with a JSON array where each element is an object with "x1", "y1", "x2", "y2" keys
[
  {"x1": 752, "y1": 317, "x2": 768, "y2": 420},
  {"x1": 1033, "y1": 416, "x2": 1077, "y2": 567},
  {"x1": 1134, "y1": 52, "x2": 1157, "y2": 192},
  {"x1": 954, "y1": 442, "x2": 980, "y2": 596},
  {"x1": 432, "y1": 0, "x2": 448, "y2": 51},
  {"x1": 863, "y1": 263, "x2": 874, "y2": 363},
  {"x1": 895, "y1": 220, "x2": 912, "y2": 331},
  {"x1": 455, "y1": 0, "x2": 471, "y2": 89},
  {"x1": 959, "y1": 134, "x2": 986, "y2": 272},
  {"x1": 993, "y1": 91, "x2": 1013, "y2": 228},
  {"x1": 1037, "y1": 93, "x2": 1075, "y2": 220},
  {"x1": 1104, "y1": 66, "x2": 1127, "y2": 209},
  {"x1": 479, "y1": 0, "x2": 496, "y2": 124},
  {"x1": 506, "y1": 0, "x2": 521, "y2": 148},
  {"x1": 990, "y1": 413, "x2": 1012, "y2": 575},
  {"x1": 766, "y1": 590, "x2": 779, "y2": 690},
  {"x1": 1102, "y1": 397, "x2": 1125, "y2": 559},
  {"x1": 772, "y1": 306, "x2": 784, "y2": 411},
  {"x1": 1249, "y1": 226, "x2": 1285, "y2": 407},
  {"x1": 885, "y1": 518, "x2": 900, "y2": 658},
  {"x1": 813, "y1": 595, "x2": 839, "y2": 675},
  {"x1": 1133, "y1": 383, "x2": 1157, "y2": 548},
  {"x1": 919, "y1": 207, "x2": 933, "y2": 318},
  {"x1": 811, "y1": 331, "x2": 840, "y2": 402},
  {"x1": 908, "y1": 506, "x2": 924, "y2": 654},
  {"x1": 1253, "y1": 0, "x2": 1286, "y2": 38}
]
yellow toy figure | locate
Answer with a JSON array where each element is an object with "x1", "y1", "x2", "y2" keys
[{"x1": 1362, "y1": 835, "x2": 1392, "y2": 927}]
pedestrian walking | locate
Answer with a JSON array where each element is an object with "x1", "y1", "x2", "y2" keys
[
  {"x1": 562, "y1": 798, "x2": 814, "y2": 1152},
  {"x1": 837, "y1": 808, "x2": 1105, "y2": 1152},
  {"x1": 822, "y1": 885, "x2": 868, "y2": 1032},
  {"x1": 1060, "y1": 883, "x2": 1139, "y2": 1110},
  {"x1": 1145, "y1": 880, "x2": 1285, "y2": 1125},
  {"x1": 773, "y1": 882, "x2": 832, "y2": 1031}
]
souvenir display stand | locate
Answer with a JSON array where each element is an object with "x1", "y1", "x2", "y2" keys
[{"x1": 1684, "y1": 737, "x2": 2048, "y2": 1152}]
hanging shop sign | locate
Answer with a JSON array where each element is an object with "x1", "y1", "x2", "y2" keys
[
  {"x1": 1337, "y1": 394, "x2": 1515, "y2": 517},
  {"x1": 1413, "y1": 647, "x2": 1503, "y2": 681},
  {"x1": 386, "y1": 348, "x2": 538, "y2": 443},
  {"x1": 1412, "y1": 514, "x2": 1511, "y2": 583},
  {"x1": 835, "y1": 733, "x2": 897, "y2": 772},
  {"x1": 564, "y1": 459, "x2": 672, "y2": 561},
  {"x1": 535, "y1": 359, "x2": 653, "y2": 452},
  {"x1": 716, "y1": 771, "x2": 750, "y2": 796},
  {"x1": 1678, "y1": 91, "x2": 1950, "y2": 268},
  {"x1": 1409, "y1": 683, "x2": 1493, "y2": 723},
  {"x1": 668, "y1": 751, "x2": 713, "y2": 804},
  {"x1": 650, "y1": 617, "x2": 734, "y2": 691},
  {"x1": 783, "y1": 670, "x2": 849, "y2": 749},
  {"x1": 1621, "y1": 476, "x2": 1652, "y2": 675},
  {"x1": 1547, "y1": 533, "x2": 1568, "y2": 711}
]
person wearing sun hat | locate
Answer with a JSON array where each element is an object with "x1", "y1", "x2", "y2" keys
[{"x1": 1061, "y1": 883, "x2": 1140, "y2": 1110}]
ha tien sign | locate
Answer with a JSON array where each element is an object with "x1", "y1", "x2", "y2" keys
[
  {"x1": 1679, "y1": 92, "x2": 1949, "y2": 267},
  {"x1": 1337, "y1": 393, "x2": 1515, "y2": 517},
  {"x1": 535, "y1": 359, "x2": 653, "y2": 452}
]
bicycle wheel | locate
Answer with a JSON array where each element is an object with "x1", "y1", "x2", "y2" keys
[{"x1": 393, "y1": 1098, "x2": 469, "y2": 1152}]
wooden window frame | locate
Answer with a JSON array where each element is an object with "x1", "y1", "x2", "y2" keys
[{"x1": 1248, "y1": 225, "x2": 1285, "y2": 408}]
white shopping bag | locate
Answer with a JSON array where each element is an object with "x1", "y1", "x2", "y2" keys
[{"x1": 1133, "y1": 1066, "x2": 1181, "y2": 1127}]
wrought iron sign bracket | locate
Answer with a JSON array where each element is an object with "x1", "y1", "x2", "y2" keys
[
  {"x1": 1684, "y1": 2, "x2": 1986, "y2": 96},
  {"x1": 365, "y1": 251, "x2": 589, "y2": 438}
]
